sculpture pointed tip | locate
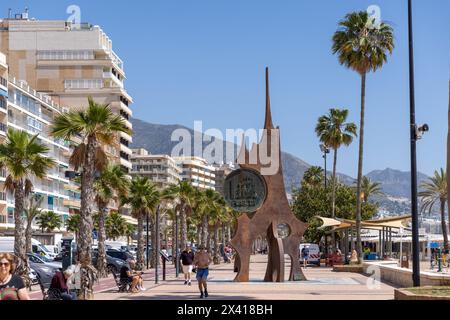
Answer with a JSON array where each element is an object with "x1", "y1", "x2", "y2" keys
[{"x1": 264, "y1": 67, "x2": 274, "y2": 130}]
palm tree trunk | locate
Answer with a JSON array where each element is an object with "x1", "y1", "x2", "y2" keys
[
  {"x1": 14, "y1": 182, "x2": 28, "y2": 275},
  {"x1": 136, "y1": 214, "x2": 145, "y2": 270},
  {"x1": 201, "y1": 214, "x2": 208, "y2": 248},
  {"x1": 213, "y1": 223, "x2": 220, "y2": 264},
  {"x1": 180, "y1": 205, "x2": 187, "y2": 251},
  {"x1": 441, "y1": 199, "x2": 449, "y2": 250},
  {"x1": 206, "y1": 227, "x2": 211, "y2": 252},
  {"x1": 197, "y1": 223, "x2": 202, "y2": 246},
  {"x1": 221, "y1": 223, "x2": 226, "y2": 247},
  {"x1": 355, "y1": 72, "x2": 366, "y2": 264},
  {"x1": 96, "y1": 203, "x2": 107, "y2": 278},
  {"x1": 331, "y1": 147, "x2": 338, "y2": 252},
  {"x1": 172, "y1": 216, "x2": 177, "y2": 265},
  {"x1": 150, "y1": 215, "x2": 158, "y2": 268},
  {"x1": 78, "y1": 136, "x2": 97, "y2": 299},
  {"x1": 447, "y1": 79, "x2": 450, "y2": 251},
  {"x1": 25, "y1": 220, "x2": 32, "y2": 253}
]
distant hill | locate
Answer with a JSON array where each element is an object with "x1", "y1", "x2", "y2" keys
[
  {"x1": 130, "y1": 118, "x2": 354, "y2": 193},
  {"x1": 366, "y1": 168, "x2": 429, "y2": 198},
  {"x1": 130, "y1": 118, "x2": 430, "y2": 215}
]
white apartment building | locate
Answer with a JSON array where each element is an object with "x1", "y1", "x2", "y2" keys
[
  {"x1": 131, "y1": 148, "x2": 182, "y2": 189},
  {"x1": 0, "y1": 12, "x2": 133, "y2": 173},
  {"x1": 0, "y1": 51, "x2": 80, "y2": 234},
  {"x1": 173, "y1": 156, "x2": 216, "y2": 190}
]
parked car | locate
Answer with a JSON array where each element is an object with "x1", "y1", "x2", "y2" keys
[
  {"x1": 29, "y1": 268, "x2": 38, "y2": 285},
  {"x1": 91, "y1": 250, "x2": 128, "y2": 274},
  {"x1": 0, "y1": 237, "x2": 56, "y2": 260},
  {"x1": 27, "y1": 253, "x2": 61, "y2": 286},
  {"x1": 106, "y1": 249, "x2": 134, "y2": 262}
]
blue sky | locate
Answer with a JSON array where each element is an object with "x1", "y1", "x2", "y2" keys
[{"x1": 3, "y1": 0, "x2": 450, "y2": 178}]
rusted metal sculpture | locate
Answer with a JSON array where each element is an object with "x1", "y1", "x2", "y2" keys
[{"x1": 228, "y1": 68, "x2": 308, "y2": 282}]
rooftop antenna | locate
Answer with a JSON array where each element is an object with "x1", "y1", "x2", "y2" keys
[{"x1": 23, "y1": 7, "x2": 29, "y2": 19}]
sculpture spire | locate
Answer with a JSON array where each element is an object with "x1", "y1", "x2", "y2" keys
[{"x1": 264, "y1": 67, "x2": 274, "y2": 130}]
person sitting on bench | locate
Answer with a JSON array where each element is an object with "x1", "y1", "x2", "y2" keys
[{"x1": 120, "y1": 259, "x2": 144, "y2": 293}]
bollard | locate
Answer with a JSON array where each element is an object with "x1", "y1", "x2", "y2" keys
[{"x1": 438, "y1": 249, "x2": 442, "y2": 272}]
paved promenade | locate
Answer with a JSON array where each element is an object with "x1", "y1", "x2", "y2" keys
[{"x1": 93, "y1": 255, "x2": 397, "y2": 300}]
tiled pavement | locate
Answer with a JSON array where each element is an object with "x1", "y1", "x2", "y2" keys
[{"x1": 93, "y1": 255, "x2": 397, "y2": 300}]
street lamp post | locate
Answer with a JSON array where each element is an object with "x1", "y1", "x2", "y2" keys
[
  {"x1": 155, "y1": 205, "x2": 160, "y2": 284},
  {"x1": 408, "y1": 0, "x2": 421, "y2": 287},
  {"x1": 146, "y1": 213, "x2": 150, "y2": 270},
  {"x1": 320, "y1": 144, "x2": 330, "y2": 189},
  {"x1": 175, "y1": 211, "x2": 179, "y2": 278}
]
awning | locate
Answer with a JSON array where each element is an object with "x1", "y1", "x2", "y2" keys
[
  {"x1": 315, "y1": 215, "x2": 412, "y2": 233},
  {"x1": 0, "y1": 89, "x2": 7, "y2": 97}
]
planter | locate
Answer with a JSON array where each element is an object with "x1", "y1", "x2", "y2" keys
[
  {"x1": 333, "y1": 265, "x2": 364, "y2": 273},
  {"x1": 395, "y1": 288, "x2": 450, "y2": 300}
]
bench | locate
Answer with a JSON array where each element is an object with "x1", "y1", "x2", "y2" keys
[{"x1": 111, "y1": 271, "x2": 131, "y2": 293}]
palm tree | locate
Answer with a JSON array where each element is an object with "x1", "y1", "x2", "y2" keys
[
  {"x1": 316, "y1": 109, "x2": 356, "y2": 252},
  {"x1": 124, "y1": 223, "x2": 136, "y2": 246},
  {"x1": 210, "y1": 195, "x2": 228, "y2": 264},
  {"x1": 121, "y1": 176, "x2": 160, "y2": 270},
  {"x1": 316, "y1": 108, "x2": 356, "y2": 214},
  {"x1": 302, "y1": 166, "x2": 325, "y2": 188},
  {"x1": 0, "y1": 129, "x2": 55, "y2": 274},
  {"x1": 36, "y1": 211, "x2": 62, "y2": 233},
  {"x1": 419, "y1": 169, "x2": 448, "y2": 250},
  {"x1": 94, "y1": 164, "x2": 129, "y2": 277},
  {"x1": 105, "y1": 211, "x2": 127, "y2": 241},
  {"x1": 65, "y1": 213, "x2": 81, "y2": 241},
  {"x1": 24, "y1": 194, "x2": 44, "y2": 253},
  {"x1": 165, "y1": 181, "x2": 196, "y2": 251},
  {"x1": 51, "y1": 97, "x2": 131, "y2": 299},
  {"x1": 332, "y1": 11, "x2": 394, "y2": 262},
  {"x1": 360, "y1": 176, "x2": 383, "y2": 202}
]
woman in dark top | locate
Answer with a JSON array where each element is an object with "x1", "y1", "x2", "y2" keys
[
  {"x1": 49, "y1": 268, "x2": 77, "y2": 300},
  {"x1": 0, "y1": 253, "x2": 30, "y2": 300}
]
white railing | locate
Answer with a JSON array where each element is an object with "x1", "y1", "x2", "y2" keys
[
  {"x1": 9, "y1": 77, "x2": 66, "y2": 113},
  {"x1": 64, "y1": 79, "x2": 103, "y2": 89}
]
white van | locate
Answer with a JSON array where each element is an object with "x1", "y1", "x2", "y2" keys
[
  {"x1": 0, "y1": 237, "x2": 56, "y2": 260},
  {"x1": 299, "y1": 243, "x2": 321, "y2": 266}
]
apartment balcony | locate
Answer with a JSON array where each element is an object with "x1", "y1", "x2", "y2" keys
[
  {"x1": 120, "y1": 157, "x2": 132, "y2": 169},
  {"x1": 0, "y1": 52, "x2": 6, "y2": 70},
  {"x1": 120, "y1": 131, "x2": 133, "y2": 143},
  {"x1": 120, "y1": 143, "x2": 132, "y2": 156},
  {"x1": 0, "y1": 122, "x2": 7, "y2": 135},
  {"x1": 0, "y1": 76, "x2": 7, "y2": 91},
  {"x1": 63, "y1": 199, "x2": 81, "y2": 209},
  {"x1": 9, "y1": 78, "x2": 63, "y2": 113},
  {"x1": 0, "y1": 98, "x2": 7, "y2": 113},
  {"x1": 103, "y1": 71, "x2": 124, "y2": 88},
  {"x1": 120, "y1": 101, "x2": 132, "y2": 116}
]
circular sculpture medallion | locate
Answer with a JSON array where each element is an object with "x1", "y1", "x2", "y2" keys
[{"x1": 224, "y1": 169, "x2": 267, "y2": 213}]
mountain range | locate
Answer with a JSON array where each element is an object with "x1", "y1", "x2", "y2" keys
[{"x1": 130, "y1": 118, "x2": 429, "y2": 214}]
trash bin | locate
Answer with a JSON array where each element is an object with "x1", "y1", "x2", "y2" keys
[{"x1": 401, "y1": 255, "x2": 409, "y2": 268}]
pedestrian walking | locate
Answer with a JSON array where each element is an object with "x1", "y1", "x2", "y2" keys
[
  {"x1": 301, "y1": 246, "x2": 309, "y2": 268},
  {"x1": 180, "y1": 245, "x2": 195, "y2": 286},
  {"x1": 193, "y1": 245, "x2": 212, "y2": 299}
]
